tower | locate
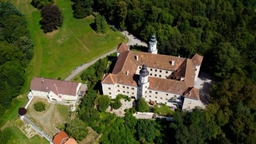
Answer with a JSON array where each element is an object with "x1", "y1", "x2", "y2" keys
[
  {"x1": 139, "y1": 65, "x2": 149, "y2": 97},
  {"x1": 148, "y1": 34, "x2": 158, "y2": 54}
]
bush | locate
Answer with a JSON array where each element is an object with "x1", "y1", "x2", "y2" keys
[
  {"x1": 34, "y1": 102, "x2": 46, "y2": 112},
  {"x1": 111, "y1": 100, "x2": 122, "y2": 109}
]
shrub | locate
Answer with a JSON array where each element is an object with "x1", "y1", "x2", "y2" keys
[
  {"x1": 111, "y1": 100, "x2": 122, "y2": 109},
  {"x1": 34, "y1": 102, "x2": 46, "y2": 112}
]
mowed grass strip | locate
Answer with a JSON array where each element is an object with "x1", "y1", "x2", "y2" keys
[{"x1": 13, "y1": 0, "x2": 126, "y2": 92}]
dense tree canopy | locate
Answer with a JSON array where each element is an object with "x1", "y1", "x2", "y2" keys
[
  {"x1": 65, "y1": 118, "x2": 88, "y2": 141},
  {"x1": 94, "y1": 14, "x2": 107, "y2": 34},
  {"x1": 73, "y1": 0, "x2": 256, "y2": 143},
  {"x1": 31, "y1": 0, "x2": 54, "y2": 9},
  {"x1": 40, "y1": 4, "x2": 64, "y2": 33},
  {"x1": 72, "y1": 0, "x2": 94, "y2": 19},
  {"x1": 0, "y1": 1, "x2": 33, "y2": 117}
]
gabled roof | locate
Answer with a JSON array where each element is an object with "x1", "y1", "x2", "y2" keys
[
  {"x1": 191, "y1": 54, "x2": 203, "y2": 65},
  {"x1": 117, "y1": 43, "x2": 129, "y2": 53},
  {"x1": 65, "y1": 138, "x2": 77, "y2": 144},
  {"x1": 31, "y1": 77, "x2": 79, "y2": 96},
  {"x1": 183, "y1": 87, "x2": 200, "y2": 100},
  {"x1": 53, "y1": 131, "x2": 69, "y2": 144},
  {"x1": 102, "y1": 43, "x2": 202, "y2": 96}
]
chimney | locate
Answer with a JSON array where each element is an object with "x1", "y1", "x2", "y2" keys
[
  {"x1": 135, "y1": 55, "x2": 138, "y2": 61},
  {"x1": 126, "y1": 71, "x2": 129, "y2": 76},
  {"x1": 172, "y1": 60, "x2": 175, "y2": 66}
]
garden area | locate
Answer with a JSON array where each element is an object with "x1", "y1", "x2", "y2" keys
[{"x1": 26, "y1": 97, "x2": 70, "y2": 137}]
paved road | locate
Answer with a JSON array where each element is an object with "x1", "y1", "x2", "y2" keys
[
  {"x1": 65, "y1": 31, "x2": 148, "y2": 81},
  {"x1": 65, "y1": 49, "x2": 117, "y2": 81},
  {"x1": 121, "y1": 31, "x2": 147, "y2": 47}
]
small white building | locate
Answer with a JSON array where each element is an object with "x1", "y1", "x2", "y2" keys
[
  {"x1": 29, "y1": 77, "x2": 87, "y2": 105},
  {"x1": 102, "y1": 35, "x2": 204, "y2": 110}
]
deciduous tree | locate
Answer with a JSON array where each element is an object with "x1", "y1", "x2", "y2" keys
[
  {"x1": 40, "y1": 4, "x2": 63, "y2": 33},
  {"x1": 65, "y1": 118, "x2": 88, "y2": 141}
]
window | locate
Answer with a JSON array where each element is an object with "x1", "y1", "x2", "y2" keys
[
  {"x1": 132, "y1": 92, "x2": 134, "y2": 94},
  {"x1": 127, "y1": 87, "x2": 129, "y2": 89},
  {"x1": 155, "y1": 92, "x2": 158, "y2": 94},
  {"x1": 159, "y1": 75, "x2": 162, "y2": 77},
  {"x1": 109, "y1": 92, "x2": 111, "y2": 95},
  {"x1": 118, "y1": 90, "x2": 120, "y2": 92},
  {"x1": 160, "y1": 97, "x2": 162, "y2": 99},
  {"x1": 117, "y1": 85, "x2": 120, "y2": 87},
  {"x1": 149, "y1": 95, "x2": 151, "y2": 97},
  {"x1": 166, "y1": 94, "x2": 168, "y2": 96},
  {"x1": 123, "y1": 86, "x2": 125, "y2": 88},
  {"x1": 139, "y1": 66, "x2": 142, "y2": 69},
  {"x1": 150, "y1": 73, "x2": 152, "y2": 76},
  {"x1": 155, "y1": 96, "x2": 157, "y2": 98},
  {"x1": 155, "y1": 69, "x2": 157, "y2": 72},
  {"x1": 166, "y1": 98, "x2": 168, "y2": 100},
  {"x1": 108, "y1": 87, "x2": 111, "y2": 90},
  {"x1": 123, "y1": 91, "x2": 125, "y2": 93},
  {"x1": 127, "y1": 92, "x2": 129, "y2": 94},
  {"x1": 160, "y1": 70, "x2": 162, "y2": 72},
  {"x1": 132, "y1": 88, "x2": 135, "y2": 90},
  {"x1": 166, "y1": 71, "x2": 168, "y2": 74},
  {"x1": 149, "y1": 91, "x2": 152, "y2": 93},
  {"x1": 150, "y1": 68, "x2": 152, "y2": 71},
  {"x1": 155, "y1": 74, "x2": 157, "y2": 76}
]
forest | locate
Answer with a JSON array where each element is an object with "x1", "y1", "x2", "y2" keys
[
  {"x1": 74, "y1": 0, "x2": 256, "y2": 143},
  {"x1": 0, "y1": 2, "x2": 33, "y2": 117},
  {"x1": 0, "y1": 0, "x2": 256, "y2": 143}
]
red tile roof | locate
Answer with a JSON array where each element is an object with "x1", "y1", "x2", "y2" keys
[
  {"x1": 53, "y1": 131, "x2": 69, "y2": 144},
  {"x1": 191, "y1": 53, "x2": 203, "y2": 65},
  {"x1": 31, "y1": 77, "x2": 79, "y2": 96},
  {"x1": 102, "y1": 43, "x2": 202, "y2": 96},
  {"x1": 184, "y1": 87, "x2": 200, "y2": 100},
  {"x1": 65, "y1": 138, "x2": 77, "y2": 144},
  {"x1": 117, "y1": 43, "x2": 129, "y2": 53}
]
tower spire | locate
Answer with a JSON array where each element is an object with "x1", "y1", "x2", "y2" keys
[{"x1": 148, "y1": 34, "x2": 158, "y2": 54}]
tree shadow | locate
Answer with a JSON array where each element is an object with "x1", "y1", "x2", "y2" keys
[
  {"x1": 130, "y1": 45, "x2": 148, "y2": 52},
  {"x1": 199, "y1": 81, "x2": 214, "y2": 105},
  {"x1": 90, "y1": 22, "x2": 96, "y2": 31}
]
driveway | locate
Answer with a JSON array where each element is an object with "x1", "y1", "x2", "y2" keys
[{"x1": 65, "y1": 31, "x2": 148, "y2": 81}]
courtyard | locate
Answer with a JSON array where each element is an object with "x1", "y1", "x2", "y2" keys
[{"x1": 26, "y1": 97, "x2": 70, "y2": 137}]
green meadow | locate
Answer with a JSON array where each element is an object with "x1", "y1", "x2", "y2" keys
[
  {"x1": 12, "y1": 0, "x2": 126, "y2": 92},
  {"x1": 1, "y1": 0, "x2": 126, "y2": 143}
]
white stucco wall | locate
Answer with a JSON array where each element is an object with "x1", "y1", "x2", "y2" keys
[
  {"x1": 182, "y1": 97, "x2": 202, "y2": 110},
  {"x1": 143, "y1": 89, "x2": 182, "y2": 105},
  {"x1": 194, "y1": 65, "x2": 201, "y2": 81},
  {"x1": 116, "y1": 84, "x2": 138, "y2": 99},
  {"x1": 136, "y1": 66, "x2": 173, "y2": 79},
  {"x1": 102, "y1": 83, "x2": 117, "y2": 99}
]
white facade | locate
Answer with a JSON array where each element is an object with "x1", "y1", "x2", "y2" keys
[
  {"x1": 102, "y1": 83, "x2": 138, "y2": 99},
  {"x1": 194, "y1": 65, "x2": 201, "y2": 81},
  {"x1": 30, "y1": 78, "x2": 86, "y2": 105},
  {"x1": 136, "y1": 66, "x2": 173, "y2": 79},
  {"x1": 148, "y1": 34, "x2": 158, "y2": 54},
  {"x1": 182, "y1": 97, "x2": 203, "y2": 110},
  {"x1": 102, "y1": 41, "x2": 204, "y2": 111}
]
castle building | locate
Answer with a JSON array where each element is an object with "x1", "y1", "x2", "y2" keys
[{"x1": 102, "y1": 35, "x2": 204, "y2": 110}]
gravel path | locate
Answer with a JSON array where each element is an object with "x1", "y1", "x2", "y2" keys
[{"x1": 65, "y1": 30, "x2": 148, "y2": 81}]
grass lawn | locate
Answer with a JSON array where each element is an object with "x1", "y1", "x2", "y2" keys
[
  {"x1": 5, "y1": 126, "x2": 48, "y2": 144},
  {"x1": 11, "y1": 0, "x2": 127, "y2": 93},
  {"x1": 153, "y1": 104, "x2": 174, "y2": 116},
  {"x1": 1, "y1": 0, "x2": 126, "y2": 142}
]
